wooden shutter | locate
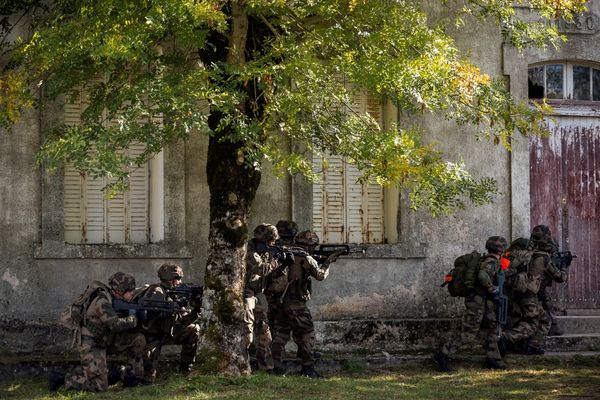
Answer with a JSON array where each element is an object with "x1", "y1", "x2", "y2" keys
[
  {"x1": 312, "y1": 87, "x2": 384, "y2": 244},
  {"x1": 63, "y1": 83, "x2": 151, "y2": 244}
]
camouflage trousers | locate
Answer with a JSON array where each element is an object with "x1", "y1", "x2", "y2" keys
[
  {"x1": 243, "y1": 292, "x2": 273, "y2": 371},
  {"x1": 441, "y1": 293, "x2": 501, "y2": 360},
  {"x1": 504, "y1": 294, "x2": 547, "y2": 345},
  {"x1": 143, "y1": 322, "x2": 201, "y2": 381},
  {"x1": 271, "y1": 297, "x2": 316, "y2": 369},
  {"x1": 65, "y1": 332, "x2": 145, "y2": 392}
]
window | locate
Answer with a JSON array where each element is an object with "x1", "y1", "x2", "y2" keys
[
  {"x1": 312, "y1": 90, "x2": 384, "y2": 244},
  {"x1": 63, "y1": 88, "x2": 164, "y2": 244},
  {"x1": 528, "y1": 62, "x2": 600, "y2": 101}
]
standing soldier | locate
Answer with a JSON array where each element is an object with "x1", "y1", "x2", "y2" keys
[
  {"x1": 141, "y1": 264, "x2": 202, "y2": 381},
  {"x1": 434, "y1": 236, "x2": 508, "y2": 372},
  {"x1": 50, "y1": 272, "x2": 148, "y2": 392},
  {"x1": 271, "y1": 230, "x2": 335, "y2": 378},
  {"x1": 244, "y1": 223, "x2": 294, "y2": 373}
]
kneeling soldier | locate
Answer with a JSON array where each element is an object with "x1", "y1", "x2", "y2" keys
[
  {"x1": 141, "y1": 264, "x2": 202, "y2": 381},
  {"x1": 50, "y1": 272, "x2": 147, "y2": 392}
]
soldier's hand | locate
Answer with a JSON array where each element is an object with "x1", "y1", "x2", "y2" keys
[{"x1": 283, "y1": 251, "x2": 295, "y2": 266}]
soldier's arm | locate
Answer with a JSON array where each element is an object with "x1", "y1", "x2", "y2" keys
[
  {"x1": 304, "y1": 256, "x2": 329, "y2": 281},
  {"x1": 246, "y1": 251, "x2": 280, "y2": 278},
  {"x1": 94, "y1": 296, "x2": 138, "y2": 332},
  {"x1": 477, "y1": 258, "x2": 496, "y2": 293},
  {"x1": 547, "y1": 260, "x2": 568, "y2": 283}
]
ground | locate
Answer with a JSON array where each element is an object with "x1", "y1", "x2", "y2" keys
[{"x1": 1, "y1": 356, "x2": 599, "y2": 399}]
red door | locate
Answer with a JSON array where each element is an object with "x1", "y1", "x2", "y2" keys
[{"x1": 530, "y1": 113, "x2": 600, "y2": 309}]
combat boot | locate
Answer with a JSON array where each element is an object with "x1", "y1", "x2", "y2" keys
[
  {"x1": 272, "y1": 366, "x2": 287, "y2": 376},
  {"x1": 300, "y1": 365, "x2": 323, "y2": 379},
  {"x1": 179, "y1": 362, "x2": 193, "y2": 376},
  {"x1": 483, "y1": 357, "x2": 506, "y2": 370},
  {"x1": 432, "y1": 351, "x2": 452, "y2": 372},
  {"x1": 48, "y1": 370, "x2": 66, "y2": 392},
  {"x1": 107, "y1": 364, "x2": 125, "y2": 385}
]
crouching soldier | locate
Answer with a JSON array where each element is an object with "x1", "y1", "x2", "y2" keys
[
  {"x1": 141, "y1": 263, "x2": 202, "y2": 381},
  {"x1": 271, "y1": 230, "x2": 335, "y2": 378},
  {"x1": 50, "y1": 272, "x2": 148, "y2": 392},
  {"x1": 434, "y1": 236, "x2": 508, "y2": 372}
]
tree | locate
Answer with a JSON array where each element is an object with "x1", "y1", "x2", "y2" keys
[{"x1": 0, "y1": 0, "x2": 587, "y2": 374}]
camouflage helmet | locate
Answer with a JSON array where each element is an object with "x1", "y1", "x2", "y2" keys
[
  {"x1": 253, "y1": 223, "x2": 279, "y2": 242},
  {"x1": 275, "y1": 220, "x2": 299, "y2": 240},
  {"x1": 531, "y1": 225, "x2": 552, "y2": 243},
  {"x1": 157, "y1": 263, "x2": 184, "y2": 281},
  {"x1": 108, "y1": 272, "x2": 136, "y2": 293},
  {"x1": 294, "y1": 230, "x2": 320, "y2": 246},
  {"x1": 485, "y1": 236, "x2": 508, "y2": 254}
]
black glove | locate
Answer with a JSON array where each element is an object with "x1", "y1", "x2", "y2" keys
[
  {"x1": 136, "y1": 309, "x2": 148, "y2": 323},
  {"x1": 282, "y1": 251, "x2": 295, "y2": 266}
]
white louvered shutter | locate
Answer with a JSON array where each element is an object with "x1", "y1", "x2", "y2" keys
[
  {"x1": 63, "y1": 83, "x2": 152, "y2": 244},
  {"x1": 128, "y1": 143, "x2": 149, "y2": 243},
  {"x1": 312, "y1": 87, "x2": 384, "y2": 244}
]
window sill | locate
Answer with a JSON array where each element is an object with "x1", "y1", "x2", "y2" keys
[{"x1": 34, "y1": 241, "x2": 192, "y2": 259}]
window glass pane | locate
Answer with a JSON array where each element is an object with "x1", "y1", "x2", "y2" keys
[
  {"x1": 573, "y1": 65, "x2": 591, "y2": 100},
  {"x1": 593, "y1": 69, "x2": 600, "y2": 101},
  {"x1": 528, "y1": 66, "x2": 544, "y2": 99},
  {"x1": 546, "y1": 64, "x2": 564, "y2": 99}
]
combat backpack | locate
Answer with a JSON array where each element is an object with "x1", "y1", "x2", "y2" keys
[
  {"x1": 59, "y1": 281, "x2": 110, "y2": 346},
  {"x1": 441, "y1": 251, "x2": 483, "y2": 297}
]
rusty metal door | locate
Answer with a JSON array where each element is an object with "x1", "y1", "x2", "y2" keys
[{"x1": 530, "y1": 114, "x2": 600, "y2": 309}]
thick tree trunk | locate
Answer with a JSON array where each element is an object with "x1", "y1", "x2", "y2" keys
[
  {"x1": 200, "y1": 126, "x2": 261, "y2": 375},
  {"x1": 198, "y1": 4, "x2": 268, "y2": 375}
]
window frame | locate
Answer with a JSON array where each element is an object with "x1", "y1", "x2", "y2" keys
[{"x1": 528, "y1": 61, "x2": 600, "y2": 102}]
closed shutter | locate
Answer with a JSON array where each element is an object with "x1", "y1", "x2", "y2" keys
[
  {"x1": 312, "y1": 88, "x2": 384, "y2": 244},
  {"x1": 63, "y1": 84, "x2": 151, "y2": 244}
]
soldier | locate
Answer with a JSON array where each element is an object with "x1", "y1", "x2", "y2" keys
[
  {"x1": 271, "y1": 230, "x2": 335, "y2": 378},
  {"x1": 433, "y1": 236, "x2": 508, "y2": 372},
  {"x1": 498, "y1": 226, "x2": 567, "y2": 355},
  {"x1": 49, "y1": 272, "x2": 148, "y2": 392},
  {"x1": 141, "y1": 264, "x2": 202, "y2": 381},
  {"x1": 244, "y1": 223, "x2": 294, "y2": 372}
]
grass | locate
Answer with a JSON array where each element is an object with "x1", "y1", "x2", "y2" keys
[{"x1": 1, "y1": 357, "x2": 599, "y2": 400}]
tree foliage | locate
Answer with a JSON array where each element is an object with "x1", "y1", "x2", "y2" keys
[{"x1": 0, "y1": 0, "x2": 587, "y2": 215}]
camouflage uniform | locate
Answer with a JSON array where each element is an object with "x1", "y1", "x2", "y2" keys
[
  {"x1": 436, "y1": 236, "x2": 507, "y2": 371},
  {"x1": 65, "y1": 272, "x2": 146, "y2": 392},
  {"x1": 271, "y1": 230, "x2": 330, "y2": 377},
  {"x1": 141, "y1": 264, "x2": 201, "y2": 381},
  {"x1": 502, "y1": 226, "x2": 567, "y2": 351},
  {"x1": 244, "y1": 224, "x2": 289, "y2": 372}
]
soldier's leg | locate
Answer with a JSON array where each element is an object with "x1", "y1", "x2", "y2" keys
[
  {"x1": 528, "y1": 303, "x2": 551, "y2": 350},
  {"x1": 502, "y1": 295, "x2": 538, "y2": 344},
  {"x1": 65, "y1": 339, "x2": 108, "y2": 392},
  {"x1": 441, "y1": 294, "x2": 485, "y2": 357},
  {"x1": 112, "y1": 331, "x2": 146, "y2": 381},
  {"x1": 286, "y1": 300, "x2": 316, "y2": 370},
  {"x1": 143, "y1": 336, "x2": 163, "y2": 382},
  {"x1": 242, "y1": 296, "x2": 256, "y2": 351},
  {"x1": 171, "y1": 322, "x2": 201, "y2": 372},
  {"x1": 254, "y1": 292, "x2": 274, "y2": 371},
  {"x1": 481, "y1": 299, "x2": 502, "y2": 364},
  {"x1": 271, "y1": 302, "x2": 292, "y2": 371}
]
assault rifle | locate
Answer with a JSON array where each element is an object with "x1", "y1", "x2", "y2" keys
[
  {"x1": 551, "y1": 251, "x2": 577, "y2": 270},
  {"x1": 494, "y1": 270, "x2": 509, "y2": 336},
  {"x1": 313, "y1": 244, "x2": 366, "y2": 266},
  {"x1": 167, "y1": 284, "x2": 204, "y2": 309},
  {"x1": 113, "y1": 298, "x2": 181, "y2": 322}
]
